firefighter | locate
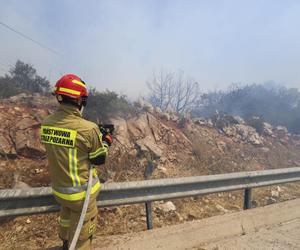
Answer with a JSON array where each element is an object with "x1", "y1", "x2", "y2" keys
[{"x1": 41, "y1": 74, "x2": 112, "y2": 250}]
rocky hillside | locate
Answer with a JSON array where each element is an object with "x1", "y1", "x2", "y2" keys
[
  {"x1": 1, "y1": 94, "x2": 300, "y2": 249},
  {"x1": 0, "y1": 94, "x2": 56, "y2": 189}
]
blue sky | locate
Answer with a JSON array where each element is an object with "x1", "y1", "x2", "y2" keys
[{"x1": 1, "y1": 0, "x2": 300, "y2": 97}]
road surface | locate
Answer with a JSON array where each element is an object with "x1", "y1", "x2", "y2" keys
[{"x1": 94, "y1": 198, "x2": 300, "y2": 250}]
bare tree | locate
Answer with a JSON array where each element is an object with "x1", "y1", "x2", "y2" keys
[
  {"x1": 147, "y1": 70, "x2": 200, "y2": 114},
  {"x1": 172, "y1": 71, "x2": 199, "y2": 113},
  {"x1": 146, "y1": 70, "x2": 174, "y2": 111}
]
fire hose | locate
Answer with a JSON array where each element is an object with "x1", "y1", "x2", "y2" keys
[
  {"x1": 69, "y1": 122, "x2": 114, "y2": 250},
  {"x1": 69, "y1": 105, "x2": 93, "y2": 250},
  {"x1": 69, "y1": 166, "x2": 94, "y2": 250}
]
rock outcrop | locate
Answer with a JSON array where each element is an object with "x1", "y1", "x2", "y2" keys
[
  {"x1": 0, "y1": 94, "x2": 55, "y2": 158},
  {"x1": 223, "y1": 124, "x2": 264, "y2": 145}
]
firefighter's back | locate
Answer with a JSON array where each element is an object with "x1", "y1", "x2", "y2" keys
[{"x1": 41, "y1": 103, "x2": 100, "y2": 189}]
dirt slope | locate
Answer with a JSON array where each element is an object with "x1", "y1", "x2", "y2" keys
[{"x1": 1, "y1": 94, "x2": 300, "y2": 249}]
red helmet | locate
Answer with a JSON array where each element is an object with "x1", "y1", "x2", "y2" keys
[{"x1": 54, "y1": 74, "x2": 88, "y2": 99}]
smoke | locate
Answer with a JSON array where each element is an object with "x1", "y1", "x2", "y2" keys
[{"x1": 1, "y1": 1, "x2": 300, "y2": 98}]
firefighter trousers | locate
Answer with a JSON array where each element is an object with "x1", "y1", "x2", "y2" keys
[{"x1": 54, "y1": 192, "x2": 99, "y2": 250}]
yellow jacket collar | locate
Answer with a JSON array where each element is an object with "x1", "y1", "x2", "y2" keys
[{"x1": 58, "y1": 103, "x2": 82, "y2": 117}]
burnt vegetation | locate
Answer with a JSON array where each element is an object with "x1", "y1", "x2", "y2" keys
[
  {"x1": 192, "y1": 82, "x2": 300, "y2": 134},
  {"x1": 147, "y1": 70, "x2": 199, "y2": 114},
  {"x1": 146, "y1": 72, "x2": 300, "y2": 134}
]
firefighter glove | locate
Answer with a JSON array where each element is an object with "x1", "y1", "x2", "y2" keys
[{"x1": 103, "y1": 134, "x2": 113, "y2": 146}]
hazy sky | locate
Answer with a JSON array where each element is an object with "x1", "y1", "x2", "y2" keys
[{"x1": 1, "y1": 0, "x2": 300, "y2": 98}]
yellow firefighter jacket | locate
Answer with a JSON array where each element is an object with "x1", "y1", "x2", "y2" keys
[{"x1": 41, "y1": 103, "x2": 108, "y2": 201}]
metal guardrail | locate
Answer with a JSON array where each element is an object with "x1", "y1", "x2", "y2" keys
[{"x1": 1, "y1": 167, "x2": 300, "y2": 228}]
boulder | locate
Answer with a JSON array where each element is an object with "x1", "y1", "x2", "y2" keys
[
  {"x1": 207, "y1": 119, "x2": 213, "y2": 127},
  {"x1": 32, "y1": 109, "x2": 50, "y2": 123},
  {"x1": 154, "y1": 107, "x2": 162, "y2": 114},
  {"x1": 235, "y1": 124, "x2": 255, "y2": 140},
  {"x1": 0, "y1": 134, "x2": 16, "y2": 157},
  {"x1": 223, "y1": 124, "x2": 263, "y2": 145},
  {"x1": 156, "y1": 201, "x2": 176, "y2": 213},
  {"x1": 15, "y1": 117, "x2": 39, "y2": 130},
  {"x1": 233, "y1": 116, "x2": 245, "y2": 124},
  {"x1": 266, "y1": 197, "x2": 277, "y2": 205},
  {"x1": 248, "y1": 133, "x2": 263, "y2": 145},
  {"x1": 14, "y1": 128, "x2": 45, "y2": 157},
  {"x1": 143, "y1": 102, "x2": 154, "y2": 113},
  {"x1": 127, "y1": 114, "x2": 152, "y2": 138},
  {"x1": 13, "y1": 172, "x2": 31, "y2": 189},
  {"x1": 215, "y1": 204, "x2": 228, "y2": 213},
  {"x1": 193, "y1": 117, "x2": 208, "y2": 126},
  {"x1": 110, "y1": 117, "x2": 131, "y2": 147},
  {"x1": 147, "y1": 113, "x2": 165, "y2": 141},
  {"x1": 271, "y1": 190, "x2": 280, "y2": 198},
  {"x1": 276, "y1": 126, "x2": 288, "y2": 133},
  {"x1": 187, "y1": 211, "x2": 198, "y2": 220},
  {"x1": 222, "y1": 126, "x2": 237, "y2": 137},
  {"x1": 136, "y1": 138, "x2": 163, "y2": 158},
  {"x1": 262, "y1": 122, "x2": 274, "y2": 136}
]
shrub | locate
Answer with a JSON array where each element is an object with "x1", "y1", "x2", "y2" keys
[
  {"x1": 0, "y1": 60, "x2": 50, "y2": 99},
  {"x1": 84, "y1": 88, "x2": 135, "y2": 122}
]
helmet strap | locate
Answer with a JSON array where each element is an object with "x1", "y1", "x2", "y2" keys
[
  {"x1": 80, "y1": 105, "x2": 84, "y2": 115},
  {"x1": 56, "y1": 95, "x2": 83, "y2": 110}
]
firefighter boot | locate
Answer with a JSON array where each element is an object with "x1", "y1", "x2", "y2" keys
[{"x1": 62, "y1": 240, "x2": 69, "y2": 250}]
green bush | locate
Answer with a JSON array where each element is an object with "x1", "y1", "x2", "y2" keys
[
  {"x1": 0, "y1": 60, "x2": 50, "y2": 99},
  {"x1": 84, "y1": 88, "x2": 135, "y2": 122},
  {"x1": 0, "y1": 76, "x2": 22, "y2": 98}
]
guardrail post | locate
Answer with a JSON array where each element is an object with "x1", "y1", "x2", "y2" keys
[
  {"x1": 144, "y1": 159, "x2": 154, "y2": 230},
  {"x1": 145, "y1": 201, "x2": 153, "y2": 230},
  {"x1": 243, "y1": 188, "x2": 252, "y2": 210}
]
